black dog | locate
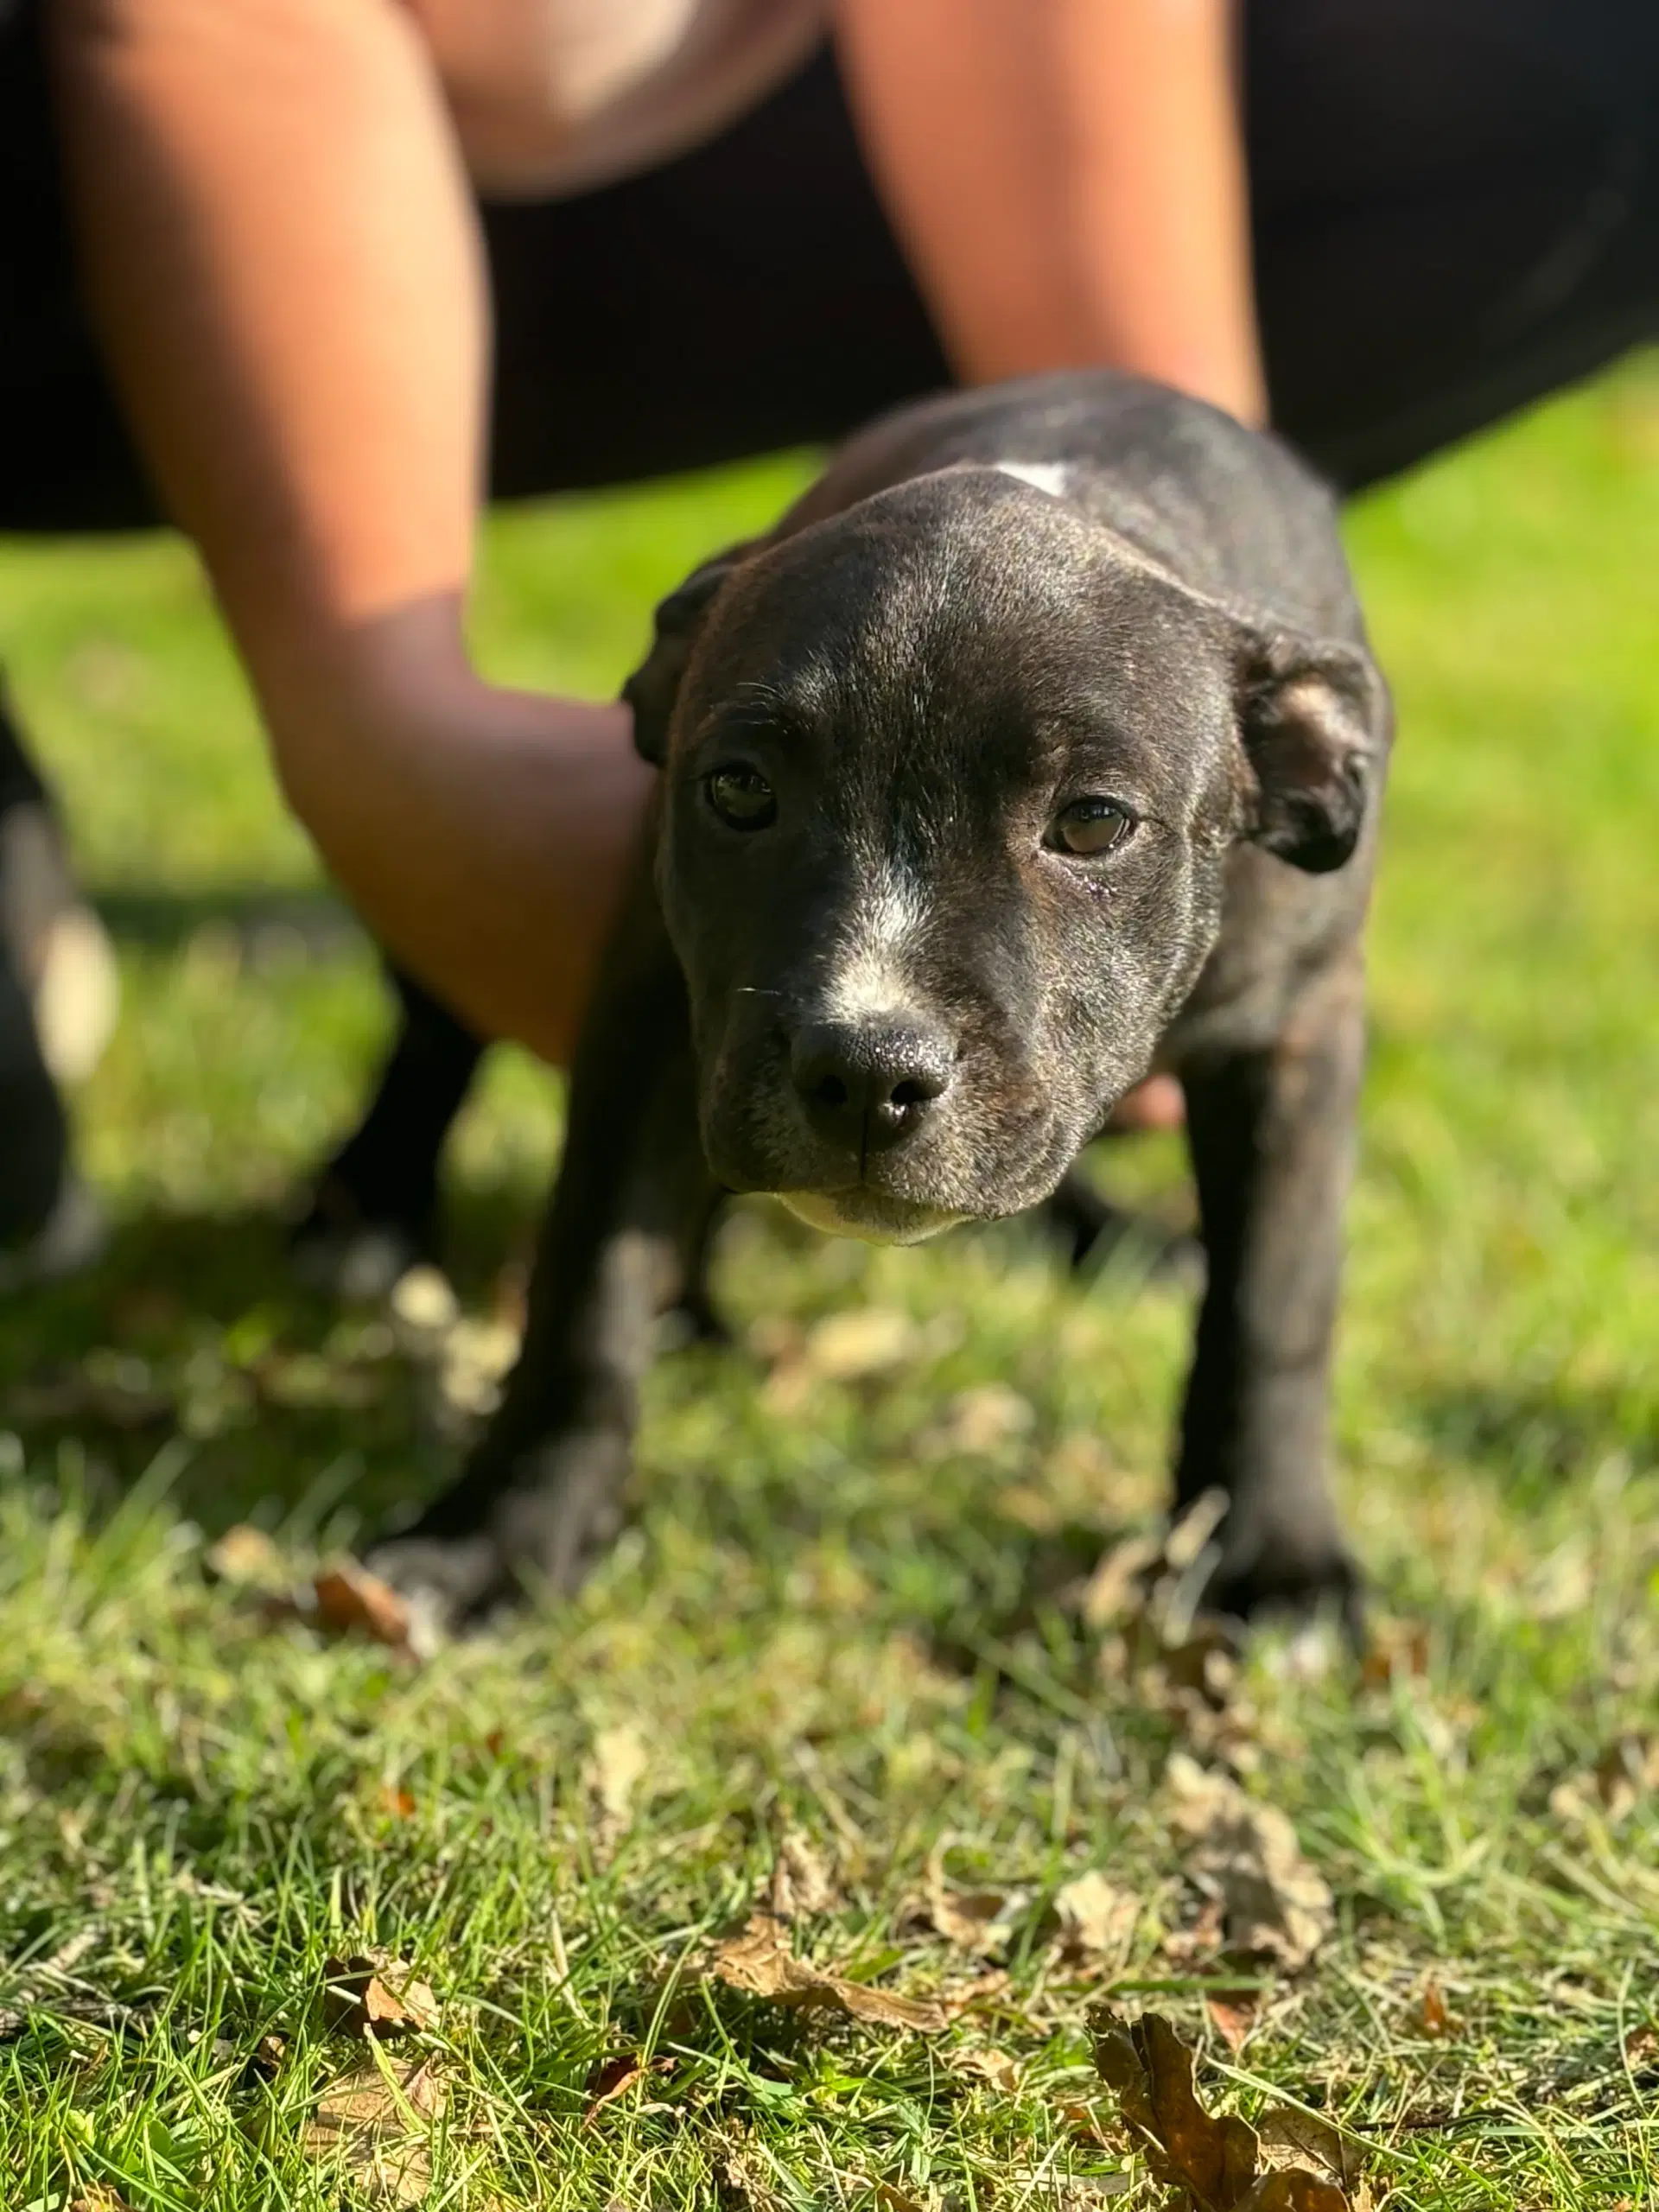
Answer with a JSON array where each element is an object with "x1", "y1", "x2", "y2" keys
[{"x1": 368, "y1": 371, "x2": 1392, "y2": 1631}]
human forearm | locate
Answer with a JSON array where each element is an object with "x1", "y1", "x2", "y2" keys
[
  {"x1": 270, "y1": 598, "x2": 651, "y2": 1063},
  {"x1": 837, "y1": 0, "x2": 1264, "y2": 427},
  {"x1": 49, "y1": 0, "x2": 653, "y2": 1056}
]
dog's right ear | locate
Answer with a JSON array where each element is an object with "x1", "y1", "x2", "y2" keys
[{"x1": 621, "y1": 543, "x2": 754, "y2": 766}]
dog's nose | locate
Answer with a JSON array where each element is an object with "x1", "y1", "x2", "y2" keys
[{"x1": 790, "y1": 1018, "x2": 954, "y2": 1154}]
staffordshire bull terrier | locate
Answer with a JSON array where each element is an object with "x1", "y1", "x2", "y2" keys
[{"x1": 370, "y1": 369, "x2": 1391, "y2": 1633}]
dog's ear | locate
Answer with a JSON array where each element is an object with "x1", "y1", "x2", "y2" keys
[
  {"x1": 1235, "y1": 626, "x2": 1387, "y2": 874},
  {"x1": 622, "y1": 542, "x2": 755, "y2": 766}
]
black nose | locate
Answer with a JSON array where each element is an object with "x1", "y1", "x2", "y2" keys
[{"x1": 790, "y1": 1018, "x2": 955, "y2": 1154}]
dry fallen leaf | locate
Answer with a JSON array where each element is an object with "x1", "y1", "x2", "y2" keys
[
  {"x1": 1255, "y1": 2107, "x2": 1370, "y2": 2196},
  {"x1": 583, "y1": 2049, "x2": 673, "y2": 2120},
  {"x1": 950, "y1": 2045, "x2": 1022, "y2": 2093},
  {"x1": 322, "y1": 1953, "x2": 438, "y2": 2040},
  {"x1": 313, "y1": 1559, "x2": 421, "y2": 1657},
  {"x1": 1415, "y1": 1980, "x2": 1458, "y2": 2039},
  {"x1": 1205, "y1": 1989, "x2": 1260, "y2": 2054},
  {"x1": 800, "y1": 1306, "x2": 917, "y2": 1382},
  {"x1": 1054, "y1": 1869, "x2": 1141, "y2": 1965},
  {"x1": 870, "y1": 2181, "x2": 934, "y2": 2212},
  {"x1": 1359, "y1": 1618, "x2": 1431, "y2": 1690},
  {"x1": 302, "y1": 2053, "x2": 445, "y2": 2208},
  {"x1": 1550, "y1": 1732, "x2": 1659, "y2": 1826},
  {"x1": 925, "y1": 1844, "x2": 1020, "y2": 1956},
  {"x1": 1091, "y1": 2008, "x2": 1360, "y2": 2211},
  {"x1": 760, "y1": 1306, "x2": 957, "y2": 1413},
  {"x1": 248, "y1": 2031, "x2": 289, "y2": 2081},
  {"x1": 588, "y1": 1722, "x2": 650, "y2": 1839},
  {"x1": 928, "y1": 1383, "x2": 1035, "y2": 1458},
  {"x1": 768, "y1": 1828, "x2": 840, "y2": 1920},
  {"x1": 1078, "y1": 1535, "x2": 1163, "y2": 1630},
  {"x1": 713, "y1": 2125, "x2": 785, "y2": 2209},
  {"x1": 708, "y1": 1910, "x2": 946, "y2": 2032},
  {"x1": 204, "y1": 1523, "x2": 289, "y2": 1589},
  {"x1": 1166, "y1": 1754, "x2": 1333, "y2": 1974}
]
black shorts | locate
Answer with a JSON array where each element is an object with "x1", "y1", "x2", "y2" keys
[{"x1": 1, "y1": 0, "x2": 1656, "y2": 532}]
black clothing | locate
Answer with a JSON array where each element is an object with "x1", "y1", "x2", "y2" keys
[{"x1": 0, "y1": 1, "x2": 1655, "y2": 530}]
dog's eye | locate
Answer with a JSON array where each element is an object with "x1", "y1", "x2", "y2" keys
[
  {"x1": 1050, "y1": 798, "x2": 1137, "y2": 856},
  {"x1": 705, "y1": 765, "x2": 777, "y2": 830}
]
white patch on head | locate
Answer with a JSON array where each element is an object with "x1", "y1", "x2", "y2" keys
[
  {"x1": 995, "y1": 458, "x2": 1071, "y2": 501},
  {"x1": 823, "y1": 863, "x2": 929, "y2": 1023}
]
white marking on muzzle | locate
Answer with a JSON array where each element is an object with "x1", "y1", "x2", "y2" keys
[
  {"x1": 823, "y1": 864, "x2": 928, "y2": 1022},
  {"x1": 995, "y1": 458, "x2": 1071, "y2": 500}
]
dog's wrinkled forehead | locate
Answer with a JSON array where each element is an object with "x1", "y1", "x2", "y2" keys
[{"x1": 673, "y1": 470, "x2": 1231, "y2": 791}]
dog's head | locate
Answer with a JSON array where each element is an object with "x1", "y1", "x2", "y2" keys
[{"x1": 626, "y1": 467, "x2": 1382, "y2": 1242}]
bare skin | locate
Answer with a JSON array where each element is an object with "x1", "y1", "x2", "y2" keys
[{"x1": 51, "y1": 0, "x2": 1262, "y2": 1071}]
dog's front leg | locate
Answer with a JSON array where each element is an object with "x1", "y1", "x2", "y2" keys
[
  {"x1": 369, "y1": 922, "x2": 715, "y2": 1629},
  {"x1": 1174, "y1": 954, "x2": 1365, "y2": 1629}
]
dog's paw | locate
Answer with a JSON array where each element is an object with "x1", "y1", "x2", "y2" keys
[
  {"x1": 366, "y1": 1434, "x2": 630, "y2": 1633},
  {"x1": 1200, "y1": 1527, "x2": 1364, "y2": 1646}
]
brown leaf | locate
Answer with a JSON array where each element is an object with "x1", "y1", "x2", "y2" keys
[
  {"x1": 925, "y1": 1842, "x2": 1019, "y2": 1955},
  {"x1": 799, "y1": 1307, "x2": 918, "y2": 1383},
  {"x1": 322, "y1": 1952, "x2": 438, "y2": 2040},
  {"x1": 248, "y1": 2031, "x2": 289, "y2": 2081},
  {"x1": 301, "y1": 2053, "x2": 445, "y2": 2207},
  {"x1": 1255, "y1": 2107, "x2": 1370, "y2": 2195},
  {"x1": 1092, "y1": 2008, "x2": 1357, "y2": 2212},
  {"x1": 708, "y1": 1910, "x2": 946, "y2": 2032},
  {"x1": 1549, "y1": 1731, "x2": 1659, "y2": 1826},
  {"x1": 1094, "y1": 2010, "x2": 1260, "y2": 2208},
  {"x1": 1054, "y1": 1869, "x2": 1140, "y2": 1964},
  {"x1": 1163, "y1": 1897, "x2": 1227, "y2": 1970},
  {"x1": 1077, "y1": 1535, "x2": 1163, "y2": 1630},
  {"x1": 204, "y1": 1523, "x2": 289, "y2": 1589},
  {"x1": 1624, "y1": 2023, "x2": 1659, "y2": 2072},
  {"x1": 313, "y1": 1560, "x2": 419, "y2": 1656},
  {"x1": 1359, "y1": 1618, "x2": 1430, "y2": 1689},
  {"x1": 583, "y1": 2049, "x2": 673, "y2": 2119},
  {"x1": 1415, "y1": 1980, "x2": 1457, "y2": 2039},
  {"x1": 871, "y1": 2183, "x2": 932, "y2": 2212},
  {"x1": 588, "y1": 1720, "x2": 650, "y2": 1847},
  {"x1": 1233, "y1": 2177, "x2": 1352, "y2": 2212},
  {"x1": 1205, "y1": 1990, "x2": 1260, "y2": 2053},
  {"x1": 1166, "y1": 1755, "x2": 1333, "y2": 1973},
  {"x1": 768, "y1": 1828, "x2": 840, "y2": 1920},
  {"x1": 950, "y1": 2045, "x2": 1021, "y2": 2093},
  {"x1": 714, "y1": 2126, "x2": 785, "y2": 2209},
  {"x1": 931, "y1": 1383, "x2": 1034, "y2": 1458}
]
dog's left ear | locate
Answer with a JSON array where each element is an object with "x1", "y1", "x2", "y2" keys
[
  {"x1": 622, "y1": 541, "x2": 756, "y2": 766},
  {"x1": 1234, "y1": 627, "x2": 1388, "y2": 874}
]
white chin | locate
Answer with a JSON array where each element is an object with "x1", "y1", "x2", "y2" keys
[{"x1": 775, "y1": 1191, "x2": 966, "y2": 1246}]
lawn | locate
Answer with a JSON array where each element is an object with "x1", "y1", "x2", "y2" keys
[{"x1": 2, "y1": 359, "x2": 1657, "y2": 2210}]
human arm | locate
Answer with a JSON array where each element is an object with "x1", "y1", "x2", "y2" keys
[
  {"x1": 50, "y1": 0, "x2": 650, "y2": 1063},
  {"x1": 836, "y1": 0, "x2": 1266, "y2": 428}
]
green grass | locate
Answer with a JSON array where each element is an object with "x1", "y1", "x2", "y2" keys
[{"x1": 3, "y1": 365, "x2": 1657, "y2": 2209}]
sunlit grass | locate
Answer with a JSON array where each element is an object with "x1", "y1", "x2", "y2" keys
[{"x1": 2, "y1": 361, "x2": 1656, "y2": 2207}]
